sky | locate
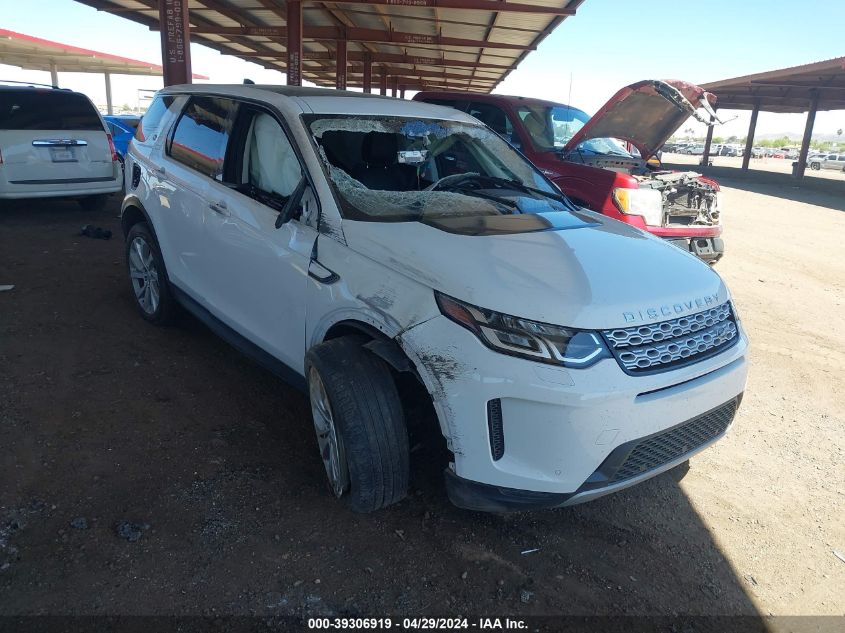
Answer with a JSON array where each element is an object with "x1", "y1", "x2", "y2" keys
[{"x1": 1, "y1": 0, "x2": 843, "y2": 139}]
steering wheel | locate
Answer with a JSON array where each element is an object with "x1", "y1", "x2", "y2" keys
[{"x1": 424, "y1": 172, "x2": 482, "y2": 192}]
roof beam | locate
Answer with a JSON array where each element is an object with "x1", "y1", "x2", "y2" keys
[
  {"x1": 301, "y1": 50, "x2": 510, "y2": 69},
  {"x1": 180, "y1": 25, "x2": 534, "y2": 49},
  {"x1": 316, "y1": 0, "x2": 576, "y2": 15}
]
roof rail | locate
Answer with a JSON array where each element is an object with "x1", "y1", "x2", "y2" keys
[{"x1": 0, "y1": 79, "x2": 59, "y2": 89}]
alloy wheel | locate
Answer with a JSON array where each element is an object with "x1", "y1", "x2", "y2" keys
[
  {"x1": 308, "y1": 367, "x2": 349, "y2": 497},
  {"x1": 128, "y1": 236, "x2": 160, "y2": 315}
]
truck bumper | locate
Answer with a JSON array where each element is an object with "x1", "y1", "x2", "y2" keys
[{"x1": 667, "y1": 237, "x2": 725, "y2": 264}]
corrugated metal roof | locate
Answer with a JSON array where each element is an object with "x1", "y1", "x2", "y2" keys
[
  {"x1": 0, "y1": 27, "x2": 208, "y2": 78},
  {"x1": 702, "y1": 57, "x2": 845, "y2": 114},
  {"x1": 72, "y1": 0, "x2": 584, "y2": 92}
]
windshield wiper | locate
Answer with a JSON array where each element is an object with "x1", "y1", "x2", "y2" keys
[
  {"x1": 473, "y1": 175, "x2": 578, "y2": 209},
  {"x1": 438, "y1": 183, "x2": 520, "y2": 212}
]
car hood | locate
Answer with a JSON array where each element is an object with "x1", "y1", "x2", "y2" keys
[
  {"x1": 341, "y1": 210, "x2": 728, "y2": 330},
  {"x1": 562, "y1": 80, "x2": 717, "y2": 159}
]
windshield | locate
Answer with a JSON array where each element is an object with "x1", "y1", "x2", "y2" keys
[
  {"x1": 307, "y1": 115, "x2": 571, "y2": 222},
  {"x1": 515, "y1": 105, "x2": 631, "y2": 156}
]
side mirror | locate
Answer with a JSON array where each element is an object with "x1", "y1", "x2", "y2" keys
[{"x1": 275, "y1": 176, "x2": 308, "y2": 229}]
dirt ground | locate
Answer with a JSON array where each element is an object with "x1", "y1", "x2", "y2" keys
[{"x1": 1, "y1": 171, "x2": 843, "y2": 620}]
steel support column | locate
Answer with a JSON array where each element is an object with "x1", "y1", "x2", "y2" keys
[
  {"x1": 701, "y1": 114, "x2": 715, "y2": 165},
  {"x1": 379, "y1": 71, "x2": 387, "y2": 96},
  {"x1": 286, "y1": 0, "x2": 302, "y2": 86},
  {"x1": 391, "y1": 75, "x2": 398, "y2": 98},
  {"x1": 335, "y1": 39, "x2": 347, "y2": 90},
  {"x1": 400, "y1": 88, "x2": 406, "y2": 100},
  {"x1": 50, "y1": 63, "x2": 58, "y2": 88},
  {"x1": 158, "y1": 0, "x2": 192, "y2": 86},
  {"x1": 104, "y1": 72, "x2": 113, "y2": 115},
  {"x1": 362, "y1": 54, "x2": 372, "y2": 94},
  {"x1": 795, "y1": 90, "x2": 820, "y2": 180},
  {"x1": 742, "y1": 103, "x2": 760, "y2": 170}
]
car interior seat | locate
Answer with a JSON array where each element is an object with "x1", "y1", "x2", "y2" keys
[{"x1": 350, "y1": 132, "x2": 417, "y2": 190}]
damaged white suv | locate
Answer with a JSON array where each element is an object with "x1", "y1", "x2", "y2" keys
[{"x1": 122, "y1": 85, "x2": 748, "y2": 512}]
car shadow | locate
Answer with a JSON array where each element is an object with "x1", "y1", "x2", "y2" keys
[
  {"x1": 0, "y1": 196, "x2": 763, "y2": 623},
  {"x1": 663, "y1": 160, "x2": 845, "y2": 215}
]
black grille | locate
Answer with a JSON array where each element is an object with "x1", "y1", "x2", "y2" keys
[
  {"x1": 602, "y1": 302, "x2": 740, "y2": 374},
  {"x1": 612, "y1": 399, "x2": 738, "y2": 482},
  {"x1": 487, "y1": 399, "x2": 504, "y2": 461}
]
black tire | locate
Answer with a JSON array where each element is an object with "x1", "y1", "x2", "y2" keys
[
  {"x1": 125, "y1": 222, "x2": 178, "y2": 325},
  {"x1": 78, "y1": 194, "x2": 109, "y2": 211},
  {"x1": 305, "y1": 336, "x2": 409, "y2": 512},
  {"x1": 810, "y1": 162, "x2": 820, "y2": 171},
  {"x1": 667, "y1": 459, "x2": 691, "y2": 482}
]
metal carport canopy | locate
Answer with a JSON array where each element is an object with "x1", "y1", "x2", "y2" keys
[
  {"x1": 0, "y1": 27, "x2": 208, "y2": 113},
  {"x1": 700, "y1": 56, "x2": 845, "y2": 178},
  {"x1": 73, "y1": 0, "x2": 584, "y2": 95}
]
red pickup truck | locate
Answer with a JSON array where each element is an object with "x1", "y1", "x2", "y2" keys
[{"x1": 415, "y1": 80, "x2": 724, "y2": 263}]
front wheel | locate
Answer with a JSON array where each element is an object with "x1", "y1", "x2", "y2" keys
[
  {"x1": 305, "y1": 336, "x2": 409, "y2": 512},
  {"x1": 810, "y1": 162, "x2": 821, "y2": 170}
]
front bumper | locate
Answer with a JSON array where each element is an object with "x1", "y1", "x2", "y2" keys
[
  {"x1": 399, "y1": 315, "x2": 748, "y2": 507},
  {"x1": 666, "y1": 236, "x2": 725, "y2": 263},
  {"x1": 445, "y1": 396, "x2": 741, "y2": 512}
]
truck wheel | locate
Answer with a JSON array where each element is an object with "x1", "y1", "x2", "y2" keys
[
  {"x1": 125, "y1": 222, "x2": 178, "y2": 325},
  {"x1": 305, "y1": 336, "x2": 409, "y2": 512},
  {"x1": 78, "y1": 194, "x2": 108, "y2": 211}
]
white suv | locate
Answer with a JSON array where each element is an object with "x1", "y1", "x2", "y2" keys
[
  {"x1": 0, "y1": 85, "x2": 122, "y2": 208},
  {"x1": 122, "y1": 84, "x2": 748, "y2": 513}
]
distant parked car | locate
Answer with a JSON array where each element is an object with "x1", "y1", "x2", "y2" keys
[
  {"x1": 104, "y1": 115, "x2": 140, "y2": 158},
  {"x1": 0, "y1": 85, "x2": 121, "y2": 208},
  {"x1": 809, "y1": 153, "x2": 845, "y2": 171},
  {"x1": 688, "y1": 144, "x2": 706, "y2": 155},
  {"x1": 771, "y1": 150, "x2": 786, "y2": 159}
]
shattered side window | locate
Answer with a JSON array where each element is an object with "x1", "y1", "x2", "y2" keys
[{"x1": 306, "y1": 115, "x2": 566, "y2": 223}]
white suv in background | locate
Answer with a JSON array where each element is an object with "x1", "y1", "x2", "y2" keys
[
  {"x1": 121, "y1": 84, "x2": 748, "y2": 513},
  {"x1": 0, "y1": 85, "x2": 121, "y2": 208}
]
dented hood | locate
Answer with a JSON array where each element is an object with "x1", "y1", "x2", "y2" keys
[
  {"x1": 341, "y1": 212, "x2": 727, "y2": 331},
  {"x1": 562, "y1": 80, "x2": 717, "y2": 158}
]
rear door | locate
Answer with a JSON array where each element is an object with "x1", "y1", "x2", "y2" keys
[
  {"x1": 0, "y1": 88, "x2": 116, "y2": 194},
  {"x1": 155, "y1": 95, "x2": 239, "y2": 301}
]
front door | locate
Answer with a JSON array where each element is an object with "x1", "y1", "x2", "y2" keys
[{"x1": 203, "y1": 105, "x2": 318, "y2": 373}]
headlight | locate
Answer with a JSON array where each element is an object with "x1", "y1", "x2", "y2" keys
[
  {"x1": 612, "y1": 187, "x2": 663, "y2": 226},
  {"x1": 436, "y1": 292, "x2": 610, "y2": 369}
]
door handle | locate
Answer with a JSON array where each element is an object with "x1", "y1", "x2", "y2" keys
[{"x1": 209, "y1": 201, "x2": 228, "y2": 215}]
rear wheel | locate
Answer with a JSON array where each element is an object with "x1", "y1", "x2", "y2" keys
[
  {"x1": 305, "y1": 336, "x2": 409, "y2": 512},
  {"x1": 810, "y1": 162, "x2": 821, "y2": 170},
  {"x1": 78, "y1": 194, "x2": 108, "y2": 211},
  {"x1": 125, "y1": 222, "x2": 177, "y2": 325}
]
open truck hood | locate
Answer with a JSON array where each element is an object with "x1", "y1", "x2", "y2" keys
[
  {"x1": 562, "y1": 80, "x2": 717, "y2": 159},
  {"x1": 341, "y1": 211, "x2": 727, "y2": 331}
]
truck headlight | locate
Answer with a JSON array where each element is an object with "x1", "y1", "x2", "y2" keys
[
  {"x1": 436, "y1": 292, "x2": 610, "y2": 369},
  {"x1": 612, "y1": 187, "x2": 663, "y2": 226}
]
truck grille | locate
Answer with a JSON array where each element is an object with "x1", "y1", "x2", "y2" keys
[
  {"x1": 603, "y1": 302, "x2": 739, "y2": 373},
  {"x1": 612, "y1": 398, "x2": 738, "y2": 482}
]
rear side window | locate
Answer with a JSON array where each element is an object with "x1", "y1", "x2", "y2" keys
[
  {"x1": 134, "y1": 95, "x2": 176, "y2": 143},
  {"x1": 0, "y1": 89, "x2": 102, "y2": 130},
  {"x1": 168, "y1": 97, "x2": 238, "y2": 178}
]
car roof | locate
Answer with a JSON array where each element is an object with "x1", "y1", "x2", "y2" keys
[
  {"x1": 160, "y1": 83, "x2": 478, "y2": 123},
  {"x1": 415, "y1": 90, "x2": 573, "y2": 110}
]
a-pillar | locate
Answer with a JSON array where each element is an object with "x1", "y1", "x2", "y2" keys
[
  {"x1": 742, "y1": 102, "x2": 760, "y2": 170},
  {"x1": 795, "y1": 90, "x2": 820, "y2": 180},
  {"x1": 701, "y1": 114, "x2": 716, "y2": 165},
  {"x1": 335, "y1": 39, "x2": 347, "y2": 90},
  {"x1": 104, "y1": 72, "x2": 114, "y2": 115},
  {"x1": 158, "y1": 0, "x2": 192, "y2": 86},
  {"x1": 362, "y1": 54, "x2": 372, "y2": 94},
  {"x1": 287, "y1": 0, "x2": 302, "y2": 86}
]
